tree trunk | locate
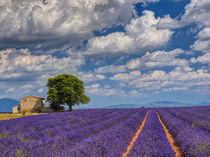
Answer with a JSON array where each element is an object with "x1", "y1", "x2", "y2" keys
[{"x1": 69, "y1": 105, "x2": 72, "y2": 111}]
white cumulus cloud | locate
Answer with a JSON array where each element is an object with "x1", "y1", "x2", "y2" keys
[
  {"x1": 191, "y1": 53, "x2": 210, "y2": 64},
  {"x1": 191, "y1": 27, "x2": 210, "y2": 52},
  {"x1": 86, "y1": 10, "x2": 173, "y2": 56},
  {"x1": 94, "y1": 49, "x2": 187, "y2": 73},
  {"x1": 0, "y1": 0, "x2": 147, "y2": 49},
  {"x1": 110, "y1": 71, "x2": 141, "y2": 81},
  {"x1": 181, "y1": 0, "x2": 210, "y2": 53}
]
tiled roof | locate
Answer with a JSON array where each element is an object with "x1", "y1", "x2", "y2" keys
[
  {"x1": 13, "y1": 104, "x2": 20, "y2": 107},
  {"x1": 22, "y1": 95, "x2": 45, "y2": 99}
]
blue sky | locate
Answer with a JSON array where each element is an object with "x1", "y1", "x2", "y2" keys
[{"x1": 0, "y1": 0, "x2": 210, "y2": 108}]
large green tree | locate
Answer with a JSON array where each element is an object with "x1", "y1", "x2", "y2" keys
[{"x1": 46, "y1": 74, "x2": 90, "y2": 111}]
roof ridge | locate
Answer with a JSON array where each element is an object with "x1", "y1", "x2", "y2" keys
[{"x1": 22, "y1": 95, "x2": 45, "y2": 99}]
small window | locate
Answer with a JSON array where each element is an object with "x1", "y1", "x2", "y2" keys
[{"x1": 24, "y1": 99, "x2": 27, "y2": 102}]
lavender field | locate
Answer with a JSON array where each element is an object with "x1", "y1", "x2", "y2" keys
[{"x1": 0, "y1": 107, "x2": 210, "y2": 157}]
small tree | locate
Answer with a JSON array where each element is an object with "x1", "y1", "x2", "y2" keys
[{"x1": 46, "y1": 74, "x2": 90, "y2": 111}]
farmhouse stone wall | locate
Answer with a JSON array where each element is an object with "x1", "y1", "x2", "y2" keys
[
  {"x1": 12, "y1": 105, "x2": 20, "y2": 113},
  {"x1": 20, "y1": 95, "x2": 45, "y2": 113},
  {"x1": 41, "y1": 107, "x2": 55, "y2": 113}
]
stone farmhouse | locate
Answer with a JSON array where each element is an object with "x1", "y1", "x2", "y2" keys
[{"x1": 12, "y1": 95, "x2": 53, "y2": 113}]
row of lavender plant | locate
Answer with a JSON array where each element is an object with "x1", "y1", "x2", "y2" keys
[
  {"x1": 0, "y1": 109, "x2": 146, "y2": 156},
  {"x1": 0, "y1": 109, "x2": 125, "y2": 141},
  {"x1": 0, "y1": 109, "x2": 132, "y2": 155},
  {"x1": 65, "y1": 109, "x2": 147, "y2": 157},
  {"x1": 166, "y1": 107, "x2": 210, "y2": 132},
  {"x1": 158, "y1": 108, "x2": 210, "y2": 157},
  {"x1": 182, "y1": 106, "x2": 210, "y2": 119},
  {"x1": 0, "y1": 110, "x2": 123, "y2": 155},
  {"x1": 176, "y1": 106, "x2": 210, "y2": 120},
  {"x1": 0, "y1": 109, "x2": 120, "y2": 132},
  {"x1": 168, "y1": 106, "x2": 210, "y2": 121},
  {"x1": 127, "y1": 110, "x2": 175, "y2": 157}
]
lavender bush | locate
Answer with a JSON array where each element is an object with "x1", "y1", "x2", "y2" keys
[
  {"x1": 158, "y1": 108, "x2": 210, "y2": 157},
  {"x1": 0, "y1": 109, "x2": 147, "y2": 157},
  {"x1": 166, "y1": 107, "x2": 210, "y2": 132},
  {"x1": 1, "y1": 107, "x2": 210, "y2": 157},
  {"x1": 127, "y1": 110, "x2": 175, "y2": 157}
]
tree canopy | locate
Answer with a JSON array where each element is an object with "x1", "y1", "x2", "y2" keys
[{"x1": 46, "y1": 74, "x2": 90, "y2": 111}]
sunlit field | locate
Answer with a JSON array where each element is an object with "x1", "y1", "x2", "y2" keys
[{"x1": 0, "y1": 113, "x2": 43, "y2": 120}]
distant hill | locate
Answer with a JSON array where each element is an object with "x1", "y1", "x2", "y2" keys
[
  {"x1": 0, "y1": 98, "x2": 19, "y2": 112},
  {"x1": 103, "y1": 101, "x2": 210, "y2": 109},
  {"x1": 149, "y1": 101, "x2": 210, "y2": 107},
  {"x1": 196, "y1": 101, "x2": 210, "y2": 106},
  {"x1": 102, "y1": 104, "x2": 142, "y2": 109},
  {"x1": 144, "y1": 101, "x2": 194, "y2": 108}
]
